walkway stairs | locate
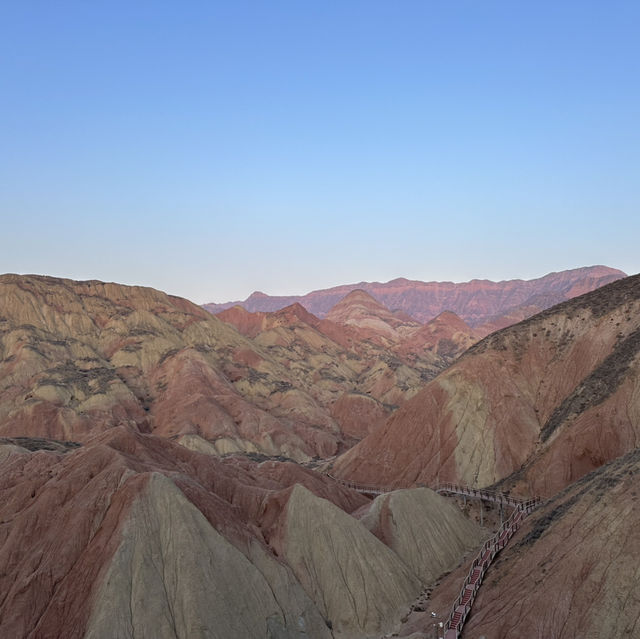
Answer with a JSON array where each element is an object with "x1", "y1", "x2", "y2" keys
[{"x1": 325, "y1": 474, "x2": 541, "y2": 639}]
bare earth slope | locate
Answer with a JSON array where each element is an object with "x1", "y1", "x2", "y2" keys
[
  {"x1": 333, "y1": 273, "x2": 640, "y2": 497},
  {"x1": 0, "y1": 274, "x2": 475, "y2": 462},
  {"x1": 360, "y1": 487, "x2": 483, "y2": 584},
  {"x1": 325, "y1": 289, "x2": 421, "y2": 340},
  {"x1": 0, "y1": 428, "x2": 482, "y2": 638},
  {"x1": 204, "y1": 265, "x2": 625, "y2": 326},
  {"x1": 0, "y1": 274, "x2": 353, "y2": 460},
  {"x1": 217, "y1": 297, "x2": 459, "y2": 443},
  {"x1": 462, "y1": 448, "x2": 640, "y2": 638}
]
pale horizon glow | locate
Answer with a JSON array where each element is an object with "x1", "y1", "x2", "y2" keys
[{"x1": 1, "y1": 2, "x2": 638, "y2": 304}]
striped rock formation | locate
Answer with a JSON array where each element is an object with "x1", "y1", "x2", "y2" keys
[
  {"x1": 0, "y1": 428, "x2": 484, "y2": 638},
  {"x1": 333, "y1": 273, "x2": 640, "y2": 498}
]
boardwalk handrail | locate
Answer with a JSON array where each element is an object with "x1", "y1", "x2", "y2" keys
[
  {"x1": 442, "y1": 498, "x2": 539, "y2": 639},
  {"x1": 325, "y1": 474, "x2": 542, "y2": 507},
  {"x1": 323, "y1": 474, "x2": 541, "y2": 639},
  {"x1": 324, "y1": 474, "x2": 388, "y2": 495},
  {"x1": 435, "y1": 482, "x2": 542, "y2": 508}
]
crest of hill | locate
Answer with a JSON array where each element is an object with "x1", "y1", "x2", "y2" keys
[
  {"x1": 327, "y1": 289, "x2": 419, "y2": 323},
  {"x1": 203, "y1": 265, "x2": 626, "y2": 326},
  {"x1": 395, "y1": 310, "x2": 478, "y2": 359},
  {"x1": 216, "y1": 302, "x2": 320, "y2": 339},
  {"x1": 0, "y1": 273, "x2": 459, "y2": 460},
  {"x1": 326, "y1": 288, "x2": 421, "y2": 342},
  {"x1": 0, "y1": 427, "x2": 357, "y2": 638},
  {"x1": 332, "y1": 272, "x2": 640, "y2": 498}
]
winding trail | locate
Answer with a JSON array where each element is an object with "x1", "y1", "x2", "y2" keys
[{"x1": 326, "y1": 475, "x2": 541, "y2": 639}]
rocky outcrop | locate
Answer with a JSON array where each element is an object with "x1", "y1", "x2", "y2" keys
[
  {"x1": 0, "y1": 427, "x2": 346, "y2": 638},
  {"x1": 0, "y1": 274, "x2": 366, "y2": 460},
  {"x1": 329, "y1": 392, "x2": 389, "y2": 440},
  {"x1": 216, "y1": 298, "x2": 449, "y2": 439},
  {"x1": 332, "y1": 273, "x2": 640, "y2": 497},
  {"x1": 85, "y1": 473, "x2": 331, "y2": 639},
  {"x1": 395, "y1": 311, "x2": 478, "y2": 361},
  {"x1": 204, "y1": 265, "x2": 625, "y2": 326},
  {"x1": 326, "y1": 289, "x2": 421, "y2": 341}
]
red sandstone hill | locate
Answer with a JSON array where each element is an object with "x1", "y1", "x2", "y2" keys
[
  {"x1": 325, "y1": 289, "x2": 421, "y2": 341},
  {"x1": 216, "y1": 295, "x2": 457, "y2": 442},
  {"x1": 0, "y1": 274, "x2": 465, "y2": 462},
  {"x1": 204, "y1": 265, "x2": 625, "y2": 327},
  {"x1": 332, "y1": 272, "x2": 640, "y2": 498},
  {"x1": 0, "y1": 274, "x2": 360, "y2": 460},
  {"x1": 395, "y1": 311, "x2": 479, "y2": 360},
  {"x1": 0, "y1": 427, "x2": 484, "y2": 638}
]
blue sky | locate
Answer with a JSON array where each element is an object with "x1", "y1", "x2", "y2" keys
[{"x1": 1, "y1": 1, "x2": 638, "y2": 303}]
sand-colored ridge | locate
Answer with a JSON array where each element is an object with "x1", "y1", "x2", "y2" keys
[
  {"x1": 85, "y1": 472, "x2": 331, "y2": 639},
  {"x1": 277, "y1": 483, "x2": 422, "y2": 638},
  {"x1": 360, "y1": 487, "x2": 485, "y2": 583}
]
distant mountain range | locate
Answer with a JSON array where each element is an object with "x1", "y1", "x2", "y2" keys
[{"x1": 203, "y1": 265, "x2": 627, "y2": 331}]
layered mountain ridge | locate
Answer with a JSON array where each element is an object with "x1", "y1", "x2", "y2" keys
[
  {"x1": 204, "y1": 265, "x2": 625, "y2": 328},
  {"x1": 333, "y1": 272, "x2": 640, "y2": 499},
  {"x1": 0, "y1": 274, "x2": 470, "y2": 463}
]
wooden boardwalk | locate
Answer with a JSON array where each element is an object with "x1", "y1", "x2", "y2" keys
[{"x1": 325, "y1": 474, "x2": 541, "y2": 639}]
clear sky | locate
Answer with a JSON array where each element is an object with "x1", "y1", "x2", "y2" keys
[{"x1": 1, "y1": 1, "x2": 638, "y2": 303}]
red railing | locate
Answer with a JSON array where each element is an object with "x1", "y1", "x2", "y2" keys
[
  {"x1": 324, "y1": 474, "x2": 541, "y2": 639},
  {"x1": 442, "y1": 498, "x2": 538, "y2": 639}
]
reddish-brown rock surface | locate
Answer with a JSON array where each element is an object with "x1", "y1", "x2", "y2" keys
[
  {"x1": 0, "y1": 427, "x2": 485, "y2": 638},
  {"x1": 461, "y1": 449, "x2": 640, "y2": 638},
  {"x1": 2, "y1": 269, "x2": 638, "y2": 639},
  {"x1": 325, "y1": 289, "x2": 421, "y2": 341},
  {"x1": 0, "y1": 274, "x2": 349, "y2": 460},
  {"x1": 395, "y1": 311, "x2": 478, "y2": 360},
  {"x1": 205, "y1": 265, "x2": 625, "y2": 326},
  {"x1": 216, "y1": 295, "x2": 458, "y2": 441},
  {"x1": 0, "y1": 274, "x2": 470, "y2": 464},
  {"x1": 332, "y1": 273, "x2": 640, "y2": 498}
]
